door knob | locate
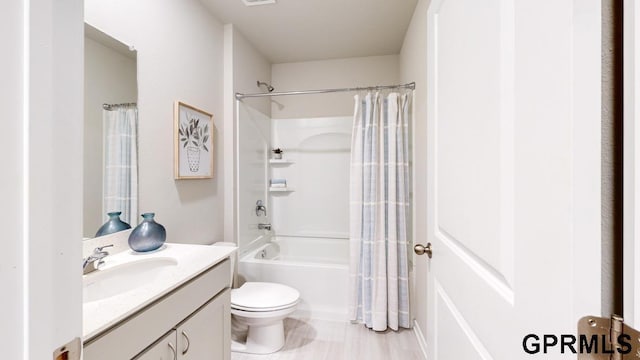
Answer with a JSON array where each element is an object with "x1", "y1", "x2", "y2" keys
[{"x1": 414, "y1": 243, "x2": 432, "y2": 258}]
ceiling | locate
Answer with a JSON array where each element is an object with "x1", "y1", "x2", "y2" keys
[{"x1": 200, "y1": 0, "x2": 419, "y2": 64}]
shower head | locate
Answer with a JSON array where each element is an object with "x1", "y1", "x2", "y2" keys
[{"x1": 257, "y1": 81, "x2": 275, "y2": 92}]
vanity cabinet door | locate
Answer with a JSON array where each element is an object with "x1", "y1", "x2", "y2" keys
[
  {"x1": 133, "y1": 330, "x2": 178, "y2": 360},
  {"x1": 176, "y1": 289, "x2": 230, "y2": 360}
]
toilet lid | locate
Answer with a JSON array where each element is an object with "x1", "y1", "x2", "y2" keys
[{"x1": 231, "y1": 282, "x2": 300, "y2": 310}]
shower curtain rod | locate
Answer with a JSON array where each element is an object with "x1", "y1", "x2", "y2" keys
[
  {"x1": 103, "y1": 102, "x2": 137, "y2": 110},
  {"x1": 235, "y1": 82, "x2": 415, "y2": 100}
]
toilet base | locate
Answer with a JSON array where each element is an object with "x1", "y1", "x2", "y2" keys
[
  {"x1": 230, "y1": 305, "x2": 297, "y2": 354},
  {"x1": 231, "y1": 320, "x2": 285, "y2": 354}
]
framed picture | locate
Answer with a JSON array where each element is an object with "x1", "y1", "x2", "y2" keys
[{"x1": 174, "y1": 101, "x2": 214, "y2": 179}]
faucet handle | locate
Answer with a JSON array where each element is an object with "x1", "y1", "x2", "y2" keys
[
  {"x1": 256, "y1": 200, "x2": 267, "y2": 217},
  {"x1": 83, "y1": 244, "x2": 113, "y2": 274},
  {"x1": 95, "y1": 244, "x2": 114, "y2": 252},
  {"x1": 93, "y1": 244, "x2": 114, "y2": 257}
]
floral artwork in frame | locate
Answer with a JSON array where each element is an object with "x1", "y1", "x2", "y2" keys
[{"x1": 174, "y1": 101, "x2": 214, "y2": 179}]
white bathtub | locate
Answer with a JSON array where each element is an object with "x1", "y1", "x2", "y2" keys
[{"x1": 238, "y1": 236, "x2": 349, "y2": 321}]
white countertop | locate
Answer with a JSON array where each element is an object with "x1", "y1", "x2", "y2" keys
[{"x1": 82, "y1": 243, "x2": 235, "y2": 341}]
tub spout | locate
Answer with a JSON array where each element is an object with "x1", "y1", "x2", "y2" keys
[{"x1": 258, "y1": 223, "x2": 271, "y2": 231}]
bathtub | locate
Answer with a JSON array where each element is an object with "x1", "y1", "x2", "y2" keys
[{"x1": 238, "y1": 236, "x2": 349, "y2": 321}]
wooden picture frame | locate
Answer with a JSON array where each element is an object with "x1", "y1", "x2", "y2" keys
[{"x1": 174, "y1": 101, "x2": 214, "y2": 179}]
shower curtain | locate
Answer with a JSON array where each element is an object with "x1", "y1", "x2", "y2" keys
[
  {"x1": 349, "y1": 91, "x2": 411, "y2": 331},
  {"x1": 103, "y1": 106, "x2": 138, "y2": 226}
]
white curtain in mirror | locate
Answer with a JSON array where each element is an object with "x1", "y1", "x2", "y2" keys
[
  {"x1": 349, "y1": 91, "x2": 411, "y2": 331},
  {"x1": 103, "y1": 106, "x2": 138, "y2": 226}
]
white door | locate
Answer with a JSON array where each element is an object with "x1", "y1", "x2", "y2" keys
[
  {"x1": 1, "y1": 0, "x2": 84, "y2": 358},
  {"x1": 425, "y1": 0, "x2": 602, "y2": 358}
]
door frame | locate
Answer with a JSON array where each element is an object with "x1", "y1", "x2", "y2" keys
[{"x1": 624, "y1": 0, "x2": 640, "y2": 328}]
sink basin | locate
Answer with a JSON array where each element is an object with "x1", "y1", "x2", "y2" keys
[{"x1": 83, "y1": 257, "x2": 178, "y2": 303}]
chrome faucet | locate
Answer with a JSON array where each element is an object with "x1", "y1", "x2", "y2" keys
[
  {"x1": 258, "y1": 223, "x2": 271, "y2": 231},
  {"x1": 82, "y1": 244, "x2": 113, "y2": 275},
  {"x1": 255, "y1": 200, "x2": 267, "y2": 217}
]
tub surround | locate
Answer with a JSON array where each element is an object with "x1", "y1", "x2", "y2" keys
[
  {"x1": 239, "y1": 237, "x2": 348, "y2": 321},
  {"x1": 269, "y1": 116, "x2": 352, "y2": 240},
  {"x1": 83, "y1": 243, "x2": 235, "y2": 340}
]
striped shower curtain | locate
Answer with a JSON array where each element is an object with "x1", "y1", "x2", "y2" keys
[
  {"x1": 103, "y1": 106, "x2": 138, "y2": 226},
  {"x1": 349, "y1": 91, "x2": 411, "y2": 331}
]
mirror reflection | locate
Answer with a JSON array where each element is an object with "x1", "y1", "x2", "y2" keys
[{"x1": 83, "y1": 24, "x2": 138, "y2": 239}]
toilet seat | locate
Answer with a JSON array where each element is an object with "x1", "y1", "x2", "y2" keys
[
  {"x1": 230, "y1": 305, "x2": 297, "y2": 321},
  {"x1": 231, "y1": 282, "x2": 300, "y2": 312},
  {"x1": 231, "y1": 302, "x2": 297, "y2": 312}
]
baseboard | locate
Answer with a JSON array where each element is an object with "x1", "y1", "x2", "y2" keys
[
  {"x1": 291, "y1": 307, "x2": 348, "y2": 322},
  {"x1": 413, "y1": 319, "x2": 428, "y2": 359}
]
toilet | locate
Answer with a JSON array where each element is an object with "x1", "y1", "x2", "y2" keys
[
  {"x1": 231, "y1": 282, "x2": 300, "y2": 354},
  {"x1": 213, "y1": 242, "x2": 300, "y2": 354}
]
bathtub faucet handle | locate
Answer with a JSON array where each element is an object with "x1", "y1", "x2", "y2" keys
[
  {"x1": 258, "y1": 223, "x2": 271, "y2": 231},
  {"x1": 256, "y1": 200, "x2": 267, "y2": 217}
]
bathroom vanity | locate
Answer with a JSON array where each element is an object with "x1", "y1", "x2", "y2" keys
[{"x1": 82, "y1": 244, "x2": 234, "y2": 360}]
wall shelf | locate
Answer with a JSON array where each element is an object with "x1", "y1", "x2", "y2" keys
[
  {"x1": 269, "y1": 159, "x2": 295, "y2": 165},
  {"x1": 269, "y1": 187, "x2": 294, "y2": 192}
]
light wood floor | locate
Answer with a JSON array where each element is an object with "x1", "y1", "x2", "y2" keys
[{"x1": 231, "y1": 318, "x2": 425, "y2": 360}]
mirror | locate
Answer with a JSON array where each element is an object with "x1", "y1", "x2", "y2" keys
[{"x1": 83, "y1": 24, "x2": 138, "y2": 239}]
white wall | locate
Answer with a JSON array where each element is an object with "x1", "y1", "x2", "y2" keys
[
  {"x1": 271, "y1": 55, "x2": 400, "y2": 119},
  {"x1": 229, "y1": 26, "x2": 272, "y2": 117},
  {"x1": 271, "y1": 117, "x2": 352, "y2": 238},
  {"x1": 83, "y1": 36, "x2": 137, "y2": 238},
  {"x1": 85, "y1": 0, "x2": 225, "y2": 244},
  {"x1": 1, "y1": 0, "x2": 84, "y2": 357},
  {"x1": 223, "y1": 25, "x2": 272, "y2": 246},
  {"x1": 400, "y1": 0, "x2": 430, "y2": 353}
]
